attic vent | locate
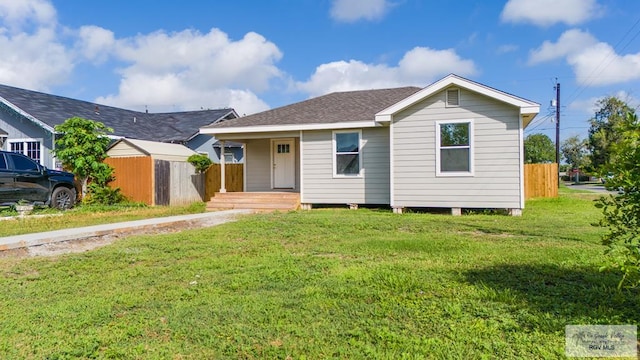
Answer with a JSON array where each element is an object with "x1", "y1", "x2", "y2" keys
[{"x1": 446, "y1": 89, "x2": 460, "y2": 107}]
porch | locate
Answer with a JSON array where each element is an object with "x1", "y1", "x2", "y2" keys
[{"x1": 206, "y1": 191, "x2": 300, "y2": 212}]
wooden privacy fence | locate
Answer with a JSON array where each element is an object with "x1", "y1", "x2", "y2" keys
[
  {"x1": 205, "y1": 163, "x2": 244, "y2": 200},
  {"x1": 105, "y1": 157, "x2": 153, "y2": 204},
  {"x1": 524, "y1": 163, "x2": 558, "y2": 199},
  {"x1": 106, "y1": 158, "x2": 243, "y2": 205},
  {"x1": 154, "y1": 160, "x2": 206, "y2": 206},
  {"x1": 104, "y1": 157, "x2": 226, "y2": 205}
]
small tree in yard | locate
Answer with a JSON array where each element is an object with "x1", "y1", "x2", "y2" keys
[
  {"x1": 524, "y1": 133, "x2": 555, "y2": 163},
  {"x1": 587, "y1": 96, "x2": 633, "y2": 172},
  {"x1": 561, "y1": 135, "x2": 590, "y2": 180},
  {"x1": 595, "y1": 111, "x2": 640, "y2": 289},
  {"x1": 53, "y1": 117, "x2": 115, "y2": 201}
]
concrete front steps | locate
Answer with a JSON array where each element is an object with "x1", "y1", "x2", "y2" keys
[{"x1": 206, "y1": 192, "x2": 300, "y2": 212}]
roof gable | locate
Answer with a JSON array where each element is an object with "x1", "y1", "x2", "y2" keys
[
  {"x1": 0, "y1": 84, "x2": 237, "y2": 142},
  {"x1": 375, "y1": 74, "x2": 540, "y2": 127}
]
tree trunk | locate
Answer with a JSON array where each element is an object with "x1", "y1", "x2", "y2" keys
[{"x1": 81, "y1": 177, "x2": 89, "y2": 200}]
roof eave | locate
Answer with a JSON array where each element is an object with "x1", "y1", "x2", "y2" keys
[
  {"x1": 185, "y1": 109, "x2": 240, "y2": 141},
  {"x1": 0, "y1": 96, "x2": 56, "y2": 133},
  {"x1": 200, "y1": 120, "x2": 381, "y2": 135}
]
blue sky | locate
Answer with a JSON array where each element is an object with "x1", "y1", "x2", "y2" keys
[{"x1": 1, "y1": 0, "x2": 639, "y2": 143}]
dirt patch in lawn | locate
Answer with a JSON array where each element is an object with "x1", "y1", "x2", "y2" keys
[{"x1": 0, "y1": 212, "x2": 245, "y2": 259}]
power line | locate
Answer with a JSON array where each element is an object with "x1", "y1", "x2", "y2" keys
[{"x1": 564, "y1": 15, "x2": 640, "y2": 106}]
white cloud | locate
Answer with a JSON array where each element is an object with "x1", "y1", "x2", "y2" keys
[
  {"x1": 528, "y1": 29, "x2": 598, "y2": 64},
  {"x1": 77, "y1": 25, "x2": 115, "y2": 63},
  {"x1": 568, "y1": 97, "x2": 602, "y2": 115},
  {"x1": 0, "y1": 0, "x2": 56, "y2": 31},
  {"x1": 497, "y1": 44, "x2": 519, "y2": 54},
  {"x1": 90, "y1": 28, "x2": 282, "y2": 114},
  {"x1": 0, "y1": 0, "x2": 72, "y2": 90},
  {"x1": 501, "y1": 0, "x2": 602, "y2": 27},
  {"x1": 330, "y1": 0, "x2": 392, "y2": 22},
  {"x1": 569, "y1": 44, "x2": 640, "y2": 86},
  {"x1": 95, "y1": 73, "x2": 271, "y2": 115},
  {"x1": 529, "y1": 29, "x2": 640, "y2": 86},
  {"x1": 0, "y1": 0, "x2": 281, "y2": 115},
  {"x1": 570, "y1": 91, "x2": 640, "y2": 115},
  {"x1": 297, "y1": 47, "x2": 477, "y2": 96}
]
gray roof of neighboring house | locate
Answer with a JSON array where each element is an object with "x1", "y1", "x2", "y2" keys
[
  {"x1": 0, "y1": 84, "x2": 237, "y2": 142},
  {"x1": 203, "y1": 86, "x2": 422, "y2": 129}
]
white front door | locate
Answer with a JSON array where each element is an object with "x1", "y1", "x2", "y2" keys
[{"x1": 272, "y1": 139, "x2": 295, "y2": 189}]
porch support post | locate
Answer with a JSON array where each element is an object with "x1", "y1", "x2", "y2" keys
[{"x1": 219, "y1": 140, "x2": 227, "y2": 193}]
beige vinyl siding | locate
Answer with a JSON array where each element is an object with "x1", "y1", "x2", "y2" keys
[
  {"x1": 392, "y1": 87, "x2": 522, "y2": 209},
  {"x1": 245, "y1": 139, "x2": 271, "y2": 191},
  {"x1": 301, "y1": 127, "x2": 390, "y2": 204},
  {"x1": 107, "y1": 141, "x2": 145, "y2": 157}
]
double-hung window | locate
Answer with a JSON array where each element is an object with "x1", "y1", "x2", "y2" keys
[
  {"x1": 333, "y1": 130, "x2": 361, "y2": 176},
  {"x1": 9, "y1": 139, "x2": 42, "y2": 164},
  {"x1": 436, "y1": 120, "x2": 473, "y2": 176}
]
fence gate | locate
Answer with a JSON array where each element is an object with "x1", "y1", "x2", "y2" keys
[{"x1": 155, "y1": 160, "x2": 170, "y2": 206}]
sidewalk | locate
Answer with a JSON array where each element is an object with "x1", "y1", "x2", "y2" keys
[{"x1": 0, "y1": 209, "x2": 254, "y2": 251}]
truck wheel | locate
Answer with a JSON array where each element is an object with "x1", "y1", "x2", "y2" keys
[{"x1": 51, "y1": 187, "x2": 76, "y2": 210}]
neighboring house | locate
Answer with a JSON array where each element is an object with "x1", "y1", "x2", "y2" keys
[
  {"x1": 212, "y1": 140, "x2": 244, "y2": 164},
  {"x1": 200, "y1": 74, "x2": 540, "y2": 215},
  {"x1": 0, "y1": 84, "x2": 241, "y2": 169}
]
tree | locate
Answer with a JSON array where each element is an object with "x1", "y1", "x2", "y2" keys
[
  {"x1": 561, "y1": 135, "x2": 590, "y2": 171},
  {"x1": 595, "y1": 111, "x2": 640, "y2": 289},
  {"x1": 587, "y1": 96, "x2": 634, "y2": 173},
  {"x1": 53, "y1": 117, "x2": 114, "y2": 199},
  {"x1": 524, "y1": 133, "x2": 555, "y2": 163}
]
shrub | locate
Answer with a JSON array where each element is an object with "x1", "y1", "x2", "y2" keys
[
  {"x1": 595, "y1": 111, "x2": 640, "y2": 289},
  {"x1": 188, "y1": 154, "x2": 213, "y2": 173}
]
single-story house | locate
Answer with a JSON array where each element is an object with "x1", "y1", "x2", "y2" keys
[
  {"x1": 0, "y1": 84, "x2": 242, "y2": 169},
  {"x1": 200, "y1": 74, "x2": 540, "y2": 215}
]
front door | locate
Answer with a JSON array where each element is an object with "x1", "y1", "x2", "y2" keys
[{"x1": 272, "y1": 139, "x2": 295, "y2": 189}]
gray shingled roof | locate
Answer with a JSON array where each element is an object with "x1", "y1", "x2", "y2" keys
[
  {"x1": 0, "y1": 84, "x2": 236, "y2": 142},
  {"x1": 203, "y1": 86, "x2": 422, "y2": 129}
]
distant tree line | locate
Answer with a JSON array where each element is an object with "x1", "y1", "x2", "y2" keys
[{"x1": 524, "y1": 96, "x2": 639, "y2": 289}]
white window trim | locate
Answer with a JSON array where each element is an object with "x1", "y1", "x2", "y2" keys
[
  {"x1": 446, "y1": 88, "x2": 460, "y2": 107},
  {"x1": 332, "y1": 129, "x2": 363, "y2": 178},
  {"x1": 8, "y1": 138, "x2": 44, "y2": 165},
  {"x1": 435, "y1": 119, "x2": 474, "y2": 177},
  {"x1": 223, "y1": 152, "x2": 236, "y2": 164}
]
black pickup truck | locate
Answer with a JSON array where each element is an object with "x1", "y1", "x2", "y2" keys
[{"x1": 0, "y1": 150, "x2": 76, "y2": 209}]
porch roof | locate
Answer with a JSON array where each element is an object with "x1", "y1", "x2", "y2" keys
[{"x1": 200, "y1": 86, "x2": 421, "y2": 135}]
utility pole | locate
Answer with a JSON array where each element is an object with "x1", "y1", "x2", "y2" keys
[{"x1": 554, "y1": 80, "x2": 560, "y2": 186}]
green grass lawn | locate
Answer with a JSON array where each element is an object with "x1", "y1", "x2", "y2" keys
[{"x1": 0, "y1": 193, "x2": 637, "y2": 359}]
